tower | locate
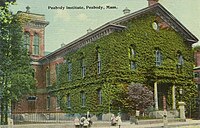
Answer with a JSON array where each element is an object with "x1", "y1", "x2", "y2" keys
[
  {"x1": 17, "y1": 6, "x2": 49, "y2": 61},
  {"x1": 14, "y1": 6, "x2": 49, "y2": 112}
]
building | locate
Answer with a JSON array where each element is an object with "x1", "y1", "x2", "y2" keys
[{"x1": 13, "y1": 0, "x2": 198, "y2": 118}]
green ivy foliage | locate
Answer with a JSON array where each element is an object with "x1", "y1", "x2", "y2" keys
[{"x1": 54, "y1": 13, "x2": 197, "y2": 115}]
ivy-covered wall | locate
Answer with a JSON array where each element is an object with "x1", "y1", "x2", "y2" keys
[{"x1": 55, "y1": 13, "x2": 197, "y2": 115}]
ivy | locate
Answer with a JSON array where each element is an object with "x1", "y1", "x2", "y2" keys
[{"x1": 53, "y1": 13, "x2": 197, "y2": 115}]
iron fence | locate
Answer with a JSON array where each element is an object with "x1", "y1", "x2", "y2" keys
[{"x1": 11, "y1": 111, "x2": 74, "y2": 124}]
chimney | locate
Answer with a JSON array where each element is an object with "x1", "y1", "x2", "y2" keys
[
  {"x1": 123, "y1": 7, "x2": 130, "y2": 15},
  {"x1": 87, "y1": 28, "x2": 92, "y2": 33},
  {"x1": 26, "y1": 6, "x2": 30, "y2": 13},
  {"x1": 61, "y1": 43, "x2": 65, "y2": 47},
  {"x1": 147, "y1": 0, "x2": 159, "y2": 6}
]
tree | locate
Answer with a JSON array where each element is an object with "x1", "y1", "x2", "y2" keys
[
  {"x1": 0, "y1": 1, "x2": 36, "y2": 125},
  {"x1": 126, "y1": 83, "x2": 154, "y2": 115}
]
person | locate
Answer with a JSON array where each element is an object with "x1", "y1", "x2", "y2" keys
[
  {"x1": 80, "y1": 116, "x2": 86, "y2": 128},
  {"x1": 87, "y1": 115, "x2": 93, "y2": 127},
  {"x1": 111, "y1": 114, "x2": 117, "y2": 126},
  {"x1": 83, "y1": 118, "x2": 89, "y2": 128},
  {"x1": 116, "y1": 113, "x2": 122, "y2": 128},
  {"x1": 74, "y1": 116, "x2": 80, "y2": 128}
]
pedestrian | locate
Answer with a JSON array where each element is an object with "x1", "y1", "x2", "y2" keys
[
  {"x1": 87, "y1": 115, "x2": 93, "y2": 127},
  {"x1": 83, "y1": 118, "x2": 89, "y2": 128},
  {"x1": 80, "y1": 116, "x2": 86, "y2": 128},
  {"x1": 116, "y1": 113, "x2": 122, "y2": 128},
  {"x1": 111, "y1": 114, "x2": 117, "y2": 126},
  {"x1": 74, "y1": 116, "x2": 80, "y2": 128}
]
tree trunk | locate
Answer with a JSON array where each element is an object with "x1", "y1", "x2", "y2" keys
[
  {"x1": 5, "y1": 101, "x2": 8, "y2": 125},
  {"x1": 1, "y1": 100, "x2": 5, "y2": 125}
]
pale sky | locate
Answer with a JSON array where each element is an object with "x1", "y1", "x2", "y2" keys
[{"x1": 10, "y1": 0, "x2": 200, "y2": 52}]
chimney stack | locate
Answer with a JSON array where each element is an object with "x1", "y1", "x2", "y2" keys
[
  {"x1": 61, "y1": 43, "x2": 65, "y2": 47},
  {"x1": 87, "y1": 28, "x2": 92, "y2": 33},
  {"x1": 123, "y1": 7, "x2": 130, "y2": 15},
  {"x1": 147, "y1": 0, "x2": 159, "y2": 6},
  {"x1": 26, "y1": 6, "x2": 30, "y2": 13}
]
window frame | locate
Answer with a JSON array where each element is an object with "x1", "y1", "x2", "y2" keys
[
  {"x1": 81, "y1": 59, "x2": 86, "y2": 78},
  {"x1": 130, "y1": 61, "x2": 136, "y2": 70},
  {"x1": 67, "y1": 61, "x2": 72, "y2": 81},
  {"x1": 24, "y1": 32, "x2": 30, "y2": 51},
  {"x1": 97, "y1": 89, "x2": 102, "y2": 105},
  {"x1": 97, "y1": 49, "x2": 101, "y2": 74},
  {"x1": 33, "y1": 33, "x2": 39, "y2": 55},
  {"x1": 155, "y1": 49, "x2": 162, "y2": 67}
]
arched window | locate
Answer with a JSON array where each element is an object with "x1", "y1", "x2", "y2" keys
[
  {"x1": 33, "y1": 33, "x2": 39, "y2": 55},
  {"x1": 24, "y1": 32, "x2": 30, "y2": 51}
]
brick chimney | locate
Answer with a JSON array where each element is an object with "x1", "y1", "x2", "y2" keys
[{"x1": 147, "y1": 0, "x2": 159, "y2": 6}]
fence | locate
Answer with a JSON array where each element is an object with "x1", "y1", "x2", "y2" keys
[{"x1": 11, "y1": 111, "x2": 74, "y2": 124}]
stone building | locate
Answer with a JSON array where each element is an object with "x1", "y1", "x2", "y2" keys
[{"x1": 13, "y1": 0, "x2": 198, "y2": 118}]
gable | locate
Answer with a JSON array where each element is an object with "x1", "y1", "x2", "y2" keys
[
  {"x1": 39, "y1": 3, "x2": 198, "y2": 63},
  {"x1": 110, "y1": 3, "x2": 198, "y2": 44}
]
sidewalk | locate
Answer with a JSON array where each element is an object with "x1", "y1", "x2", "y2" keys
[{"x1": 1, "y1": 119, "x2": 200, "y2": 128}]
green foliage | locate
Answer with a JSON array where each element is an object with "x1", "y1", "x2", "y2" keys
[
  {"x1": 0, "y1": 1, "x2": 36, "y2": 124},
  {"x1": 55, "y1": 13, "x2": 195, "y2": 115}
]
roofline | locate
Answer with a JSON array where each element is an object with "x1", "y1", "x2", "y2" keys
[
  {"x1": 110, "y1": 3, "x2": 198, "y2": 43},
  {"x1": 40, "y1": 3, "x2": 199, "y2": 61},
  {"x1": 39, "y1": 23, "x2": 126, "y2": 61},
  {"x1": 156, "y1": 3, "x2": 199, "y2": 43},
  {"x1": 17, "y1": 11, "x2": 45, "y2": 16}
]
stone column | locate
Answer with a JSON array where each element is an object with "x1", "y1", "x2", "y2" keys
[
  {"x1": 172, "y1": 84, "x2": 176, "y2": 110},
  {"x1": 178, "y1": 102, "x2": 186, "y2": 120},
  {"x1": 154, "y1": 82, "x2": 158, "y2": 110}
]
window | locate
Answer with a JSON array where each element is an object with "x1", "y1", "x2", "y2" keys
[
  {"x1": 56, "y1": 64, "x2": 61, "y2": 84},
  {"x1": 155, "y1": 49, "x2": 162, "y2": 66},
  {"x1": 97, "y1": 48, "x2": 101, "y2": 74},
  {"x1": 177, "y1": 51, "x2": 184, "y2": 73},
  {"x1": 130, "y1": 61, "x2": 136, "y2": 70},
  {"x1": 47, "y1": 96, "x2": 50, "y2": 110},
  {"x1": 56, "y1": 96, "x2": 61, "y2": 110},
  {"x1": 97, "y1": 89, "x2": 102, "y2": 105},
  {"x1": 46, "y1": 68, "x2": 50, "y2": 86},
  {"x1": 80, "y1": 91, "x2": 86, "y2": 107},
  {"x1": 129, "y1": 45, "x2": 136, "y2": 58},
  {"x1": 80, "y1": 59, "x2": 86, "y2": 78},
  {"x1": 67, "y1": 61, "x2": 72, "y2": 81},
  {"x1": 178, "y1": 54, "x2": 184, "y2": 66},
  {"x1": 24, "y1": 32, "x2": 30, "y2": 51},
  {"x1": 67, "y1": 94, "x2": 71, "y2": 108},
  {"x1": 194, "y1": 72, "x2": 200, "y2": 78},
  {"x1": 33, "y1": 33, "x2": 39, "y2": 55}
]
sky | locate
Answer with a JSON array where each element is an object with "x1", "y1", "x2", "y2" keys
[{"x1": 10, "y1": 0, "x2": 200, "y2": 53}]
